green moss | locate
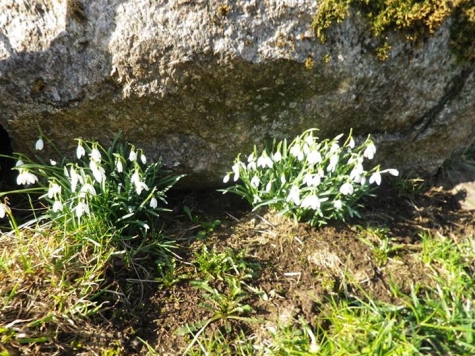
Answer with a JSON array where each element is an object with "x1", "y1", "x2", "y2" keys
[{"x1": 312, "y1": 0, "x2": 475, "y2": 62}]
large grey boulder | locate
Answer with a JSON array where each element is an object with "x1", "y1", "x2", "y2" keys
[{"x1": 0, "y1": 0, "x2": 474, "y2": 187}]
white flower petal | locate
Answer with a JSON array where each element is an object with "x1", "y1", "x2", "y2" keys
[
  {"x1": 150, "y1": 197, "x2": 158, "y2": 209},
  {"x1": 76, "y1": 145, "x2": 86, "y2": 159},
  {"x1": 129, "y1": 150, "x2": 137, "y2": 162},
  {"x1": 340, "y1": 182, "x2": 354, "y2": 195},
  {"x1": 35, "y1": 138, "x2": 44, "y2": 151}
]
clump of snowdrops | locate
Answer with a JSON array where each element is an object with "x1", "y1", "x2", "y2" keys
[
  {"x1": 222, "y1": 129, "x2": 398, "y2": 226},
  {"x1": 0, "y1": 133, "x2": 183, "y2": 237}
]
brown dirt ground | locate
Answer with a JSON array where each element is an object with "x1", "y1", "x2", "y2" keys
[{"x1": 4, "y1": 172, "x2": 475, "y2": 355}]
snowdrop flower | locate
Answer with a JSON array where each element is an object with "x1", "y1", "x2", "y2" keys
[
  {"x1": 232, "y1": 162, "x2": 241, "y2": 181},
  {"x1": 257, "y1": 153, "x2": 273, "y2": 169},
  {"x1": 47, "y1": 182, "x2": 62, "y2": 199},
  {"x1": 273, "y1": 151, "x2": 282, "y2": 162},
  {"x1": 327, "y1": 154, "x2": 339, "y2": 172},
  {"x1": 76, "y1": 143, "x2": 86, "y2": 159},
  {"x1": 131, "y1": 170, "x2": 140, "y2": 185},
  {"x1": 16, "y1": 160, "x2": 24, "y2": 167},
  {"x1": 90, "y1": 147, "x2": 102, "y2": 163},
  {"x1": 330, "y1": 143, "x2": 340, "y2": 154},
  {"x1": 223, "y1": 173, "x2": 231, "y2": 183},
  {"x1": 265, "y1": 181, "x2": 272, "y2": 193},
  {"x1": 135, "y1": 181, "x2": 149, "y2": 195},
  {"x1": 286, "y1": 185, "x2": 301, "y2": 206},
  {"x1": 80, "y1": 183, "x2": 97, "y2": 197},
  {"x1": 280, "y1": 173, "x2": 286, "y2": 185},
  {"x1": 129, "y1": 149, "x2": 137, "y2": 162},
  {"x1": 70, "y1": 167, "x2": 80, "y2": 192},
  {"x1": 17, "y1": 170, "x2": 38, "y2": 186},
  {"x1": 303, "y1": 173, "x2": 321, "y2": 187},
  {"x1": 35, "y1": 138, "x2": 44, "y2": 150},
  {"x1": 247, "y1": 161, "x2": 257, "y2": 171},
  {"x1": 52, "y1": 200, "x2": 63, "y2": 213},
  {"x1": 150, "y1": 197, "x2": 158, "y2": 209},
  {"x1": 386, "y1": 169, "x2": 399, "y2": 176},
  {"x1": 75, "y1": 201, "x2": 90, "y2": 218},
  {"x1": 89, "y1": 161, "x2": 106, "y2": 184},
  {"x1": 140, "y1": 153, "x2": 147, "y2": 164},
  {"x1": 340, "y1": 182, "x2": 354, "y2": 195},
  {"x1": 0, "y1": 203, "x2": 6, "y2": 218},
  {"x1": 363, "y1": 142, "x2": 376, "y2": 160},
  {"x1": 307, "y1": 150, "x2": 322, "y2": 165},
  {"x1": 290, "y1": 144, "x2": 304, "y2": 161},
  {"x1": 334, "y1": 199, "x2": 343, "y2": 210},
  {"x1": 116, "y1": 159, "x2": 123, "y2": 173},
  {"x1": 348, "y1": 137, "x2": 355, "y2": 149},
  {"x1": 301, "y1": 195, "x2": 321, "y2": 210},
  {"x1": 250, "y1": 175, "x2": 260, "y2": 188},
  {"x1": 247, "y1": 152, "x2": 256, "y2": 163},
  {"x1": 369, "y1": 171, "x2": 382, "y2": 185},
  {"x1": 50, "y1": 159, "x2": 57, "y2": 166}
]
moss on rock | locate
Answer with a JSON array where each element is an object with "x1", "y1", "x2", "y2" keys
[{"x1": 312, "y1": 0, "x2": 475, "y2": 62}]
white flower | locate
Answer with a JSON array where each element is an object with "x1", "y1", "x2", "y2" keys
[
  {"x1": 303, "y1": 173, "x2": 320, "y2": 187},
  {"x1": 89, "y1": 161, "x2": 106, "y2": 183},
  {"x1": 47, "y1": 182, "x2": 62, "y2": 199},
  {"x1": 350, "y1": 163, "x2": 364, "y2": 182},
  {"x1": 70, "y1": 167, "x2": 80, "y2": 192},
  {"x1": 16, "y1": 170, "x2": 38, "y2": 186},
  {"x1": 135, "y1": 181, "x2": 149, "y2": 195},
  {"x1": 257, "y1": 153, "x2": 273, "y2": 169},
  {"x1": 80, "y1": 183, "x2": 97, "y2": 197},
  {"x1": 273, "y1": 151, "x2": 282, "y2": 162},
  {"x1": 116, "y1": 159, "x2": 123, "y2": 173},
  {"x1": 290, "y1": 144, "x2": 304, "y2": 161},
  {"x1": 250, "y1": 176, "x2": 260, "y2": 188},
  {"x1": 131, "y1": 171, "x2": 141, "y2": 185},
  {"x1": 141, "y1": 153, "x2": 147, "y2": 165},
  {"x1": 334, "y1": 199, "x2": 343, "y2": 210},
  {"x1": 90, "y1": 148, "x2": 102, "y2": 163},
  {"x1": 76, "y1": 144, "x2": 86, "y2": 159},
  {"x1": 50, "y1": 159, "x2": 57, "y2": 166},
  {"x1": 340, "y1": 182, "x2": 354, "y2": 195},
  {"x1": 16, "y1": 160, "x2": 24, "y2": 167},
  {"x1": 247, "y1": 152, "x2": 256, "y2": 163},
  {"x1": 363, "y1": 143, "x2": 376, "y2": 160},
  {"x1": 52, "y1": 200, "x2": 63, "y2": 212},
  {"x1": 301, "y1": 195, "x2": 321, "y2": 210},
  {"x1": 386, "y1": 169, "x2": 399, "y2": 176},
  {"x1": 75, "y1": 201, "x2": 90, "y2": 218},
  {"x1": 286, "y1": 186, "x2": 301, "y2": 206},
  {"x1": 348, "y1": 138, "x2": 355, "y2": 149},
  {"x1": 247, "y1": 161, "x2": 257, "y2": 171},
  {"x1": 307, "y1": 150, "x2": 322, "y2": 165},
  {"x1": 280, "y1": 173, "x2": 286, "y2": 185},
  {"x1": 129, "y1": 149, "x2": 137, "y2": 162},
  {"x1": 232, "y1": 162, "x2": 241, "y2": 181},
  {"x1": 265, "y1": 181, "x2": 272, "y2": 193},
  {"x1": 0, "y1": 203, "x2": 5, "y2": 218},
  {"x1": 369, "y1": 171, "x2": 382, "y2": 185},
  {"x1": 327, "y1": 154, "x2": 339, "y2": 172},
  {"x1": 330, "y1": 143, "x2": 340, "y2": 154},
  {"x1": 92, "y1": 167, "x2": 106, "y2": 184},
  {"x1": 150, "y1": 197, "x2": 158, "y2": 208},
  {"x1": 35, "y1": 138, "x2": 44, "y2": 150},
  {"x1": 223, "y1": 173, "x2": 230, "y2": 183}
]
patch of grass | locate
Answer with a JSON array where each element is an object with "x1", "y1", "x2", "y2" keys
[
  {"x1": 260, "y1": 231, "x2": 475, "y2": 355},
  {"x1": 0, "y1": 222, "x2": 117, "y2": 353}
]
